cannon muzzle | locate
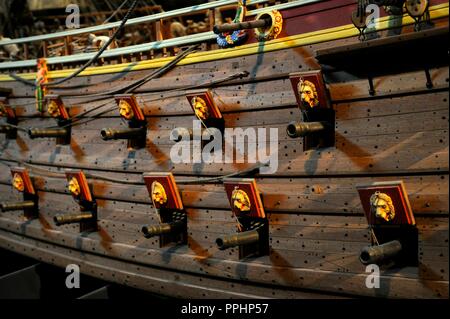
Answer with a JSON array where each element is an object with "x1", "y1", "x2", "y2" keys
[
  {"x1": 360, "y1": 240, "x2": 403, "y2": 265},
  {"x1": 213, "y1": 17, "x2": 272, "y2": 34},
  {"x1": 142, "y1": 219, "x2": 185, "y2": 238},
  {"x1": 29, "y1": 128, "x2": 69, "y2": 139},
  {"x1": 0, "y1": 201, "x2": 36, "y2": 212},
  {"x1": 216, "y1": 229, "x2": 260, "y2": 250},
  {"x1": 54, "y1": 212, "x2": 94, "y2": 226},
  {"x1": 0, "y1": 125, "x2": 14, "y2": 134},
  {"x1": 286, "y1": 121, "x2": 328, "y2": 138},
  {"x1": 101, "y1": 127, "x2": 146, "y2": 141}
]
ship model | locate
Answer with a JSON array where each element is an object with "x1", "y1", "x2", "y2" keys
[{"x1": 0, "y1": 0, "x2": 448, "y2": 299}]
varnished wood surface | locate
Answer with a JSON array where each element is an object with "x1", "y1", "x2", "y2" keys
[{"x1": 0, "y1": 16, "x2": 448, "y2": 298}]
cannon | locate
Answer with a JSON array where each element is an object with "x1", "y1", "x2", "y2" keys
[
  {"x1": 142, "y1": 219, "x2": 186, "y2": 239},
  {"x1": 0, "y1": 201, "x2": 36, "y2": 212},
  {"x1": 100, "y1": 127, "x2": 147, "y2": 141},
  {"x1": 28, "y1": 128, "x2": 70, "y2": 139},
  {"x1": 216, "y1": 228, "x2": 260, "y2": 251},
  {"x1": 359, "y1": 240, "x2": 403, "y2": 265},
  {"x1": 286, "y1": 121, "x2": 328, "y2": 138},
  {"x1": 0, "y1": 125, "x2": 14, "y2": 134},
  {"x1": 213, "y1": 17, "x2": 272, "y2": 34},
  {"x1": 53, "y1": 212, "x2": 95, "y2": 226}
]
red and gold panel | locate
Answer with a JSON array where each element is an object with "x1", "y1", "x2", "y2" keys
[
  {"x1": 10, "y1": 167, "x2": 35, "y2": 195},
  {"x1": 46, "y1": 95, "x2": 70, "y2": 120},
  {"x1": 0, "y1": 97, "x2": 15, "y2": 119},
  {"x1": 186, "y1": 89, "x2": 222, "y2": 121},
  {"x1": 114, "y1": 94, "x2": 145, "y2": 121},
  {"x1": 143, "y1": 172, "x2": 183, "y2": 210},
  {"x1": 356, "y1": 181, "x2": 415, "y2": 226},
  {"x1": 65, "y1": 170, "x2": 93, "y2": 202},
  {"x1": 289, "y1": 70, "x2": 329, "y2": 111},
  {"x1": 224, "y1": 178, "x2": 265, "y2": 219}
]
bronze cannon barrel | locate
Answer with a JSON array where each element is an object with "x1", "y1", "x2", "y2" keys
[
  {"x1": 101, "y1": 127, "x2": 146, "y2": 141},
  {"x1": 29, "y1": 128, "x2": 69, "y2": 139},
  {"x1": 286, "y1": 121, "x2": 328, "y2": 138},
  {"x1": 54, "y1": 212, "x2": 94, "y2": 226},
  {"x1": 216, "y1": 229, "x2": 260, "y2": 250},
  {"x1": 213, "y1": 17, "x2": 272, "y2": 34},
  {"x1": 142, "y1": 219, "x2": 185, "y2": 238},
  {"x1": 0, "y1": 125, "x2": 14, "y2": 134},
  {"x1": 0, "y1": 201, "x2": 36, "y2": 212},
  {"x1": 170, "y1": 128, "x2": 218, "y2": 142},
  {"x1": 359, "y1": 240, "x2": 403, "y2": 265}
]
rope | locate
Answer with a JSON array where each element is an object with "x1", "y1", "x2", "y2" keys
[
  {"x1": 103, "y1": 0, "x2": 130, "y2": 24},
  {"x1": 8, "y1": 0, "x2": 139, "y2": 88},
  {"x1": 0, "y1": 158, "x2": 265, "y2": 186}
]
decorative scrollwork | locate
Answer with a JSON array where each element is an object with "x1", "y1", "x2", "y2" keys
[
  {"x1": 254, "y1": 10, "x2": 283, "y2": 42},
  {"x1": 216, "y1": 0, "x2": 248, "y2": 48}
]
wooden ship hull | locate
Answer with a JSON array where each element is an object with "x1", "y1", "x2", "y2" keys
[{"x1": 0, "y1": 0, "x2": 448, "y2": 298}]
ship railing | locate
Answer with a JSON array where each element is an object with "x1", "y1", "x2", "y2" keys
[{"x1": 0, "y1": 0, "x2": 323, "y2": 73}]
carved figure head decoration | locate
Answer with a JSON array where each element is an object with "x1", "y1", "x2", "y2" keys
[
  {"x1": 68, "y1": 177, "x2": 81, "y2": 197},
  {"x1": 191, "y1": 96, "x2": 209, "y2": 120},
  {"x1": 231, "y1": 188, "x2": 251, "y2": 212},
  {"x1": 47, "y1": 100, "x2": 61, "y2": 118},
  {"x1": 151, "y1": 181, "x2": 168, "y2": 206},
  {"x1": 370, "y1": 191, "x2": 396, "y2": 222},
  {"x1": 12, "y1": 173, "x2": 25, "y2": 192},
  {"x1": 298, "y1": 79, "x2": 319, "y2": 109},
  {"x1": 119, "y1": 99, "x2": 135, "y2": 120}
]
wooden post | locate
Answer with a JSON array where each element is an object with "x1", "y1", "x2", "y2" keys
[
  {"x1": 42, "y1": 41, "x2": 48, "y2": 58},
  {"x1": 156, "y1": 19, "x2": 167, "y2": 57},
  {"x1": 23, "y1": 44, "x2": 29, "y2": 60},
  {"x1": 64, "y1": 36, "x2": 73, "y2": 56}
]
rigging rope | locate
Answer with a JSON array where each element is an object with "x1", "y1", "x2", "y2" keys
[
  {"x1": 103, "y1": 0, "x2": 131, "y2": 24},
  {"x1": 8, "y1": 0, "x2": 139, "y2": 88},
  {"x1": 1, "y1": 70, "x2": 250, "y2": 132},
  {"x1": 0, "y1": 157, "x2": 266, "y2": 186}
]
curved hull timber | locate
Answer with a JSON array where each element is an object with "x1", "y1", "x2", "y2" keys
[{"x1": 0, "y1": 0, "x2": 448, "y2": 298}]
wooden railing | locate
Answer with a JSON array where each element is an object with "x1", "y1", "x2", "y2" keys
[{"x1": 0, "y1": 0, "x2": 322, "y2": 72}]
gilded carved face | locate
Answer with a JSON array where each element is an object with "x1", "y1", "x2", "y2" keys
[
  {"x1": 299, "y1": 80, "x2": 319, "y2": 108},
  {"x1": 151, "y1": 181, "x2": 168, "y2": 206},
  {"x1": 68, "y1": 177, "x2": 81, "y2": 197},
  {"x1": 192, "y1": 97, "x2": 209, "y2": 120},
  {"x1": 232, "y1": 188, "x2": 251, "y2": 212},
  {"x1": 47, "y1": 100, "x2": 61, "y2": 118},
  {"x1": 370, "y1": 191, "x2": 395, "y2": 222},
  {"x1": 119, "y1": 100, "x2": 134, "y2": 120},
  {"x1": 12, "y1": 174, "x2": 25, "y2": 192}
]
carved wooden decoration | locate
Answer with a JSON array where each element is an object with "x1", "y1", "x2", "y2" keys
[
  {"x1": 65, "y1": 170, "x2": 93, "y2": 203},
  {"x1": 356, "y1": 181, "x2": 415, "y2": 226},
  {"x1": 143, "y1": 172, "x2": 183, "y2": 210},
  {"x1": 114, "y1": 94, "x2": 145, "y2": 122},
  {"x1": 289, "y1": 70, "x2": 329, "y2": 111},
  {"x1": 10, "y1": 167, "x2": 35, "y2": 195},
  {"x1": 186, "y1": 89, "x2": 223, "y2": 121},
  {"x1": 0, "y1": 97, "x2": 16, "y2": 120},
  {"x1": 142, "y1": 172, "x2": 186, "y2": 246},
  {"x1": 224, "y1": 178, "x2": 265, "y2": 219},
  {"x1": 46, "y1": 95, "x2": 70, "y2": 120},
  {"x1": 1, "y1": 167, "x2": 40, "y2": 219}
]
